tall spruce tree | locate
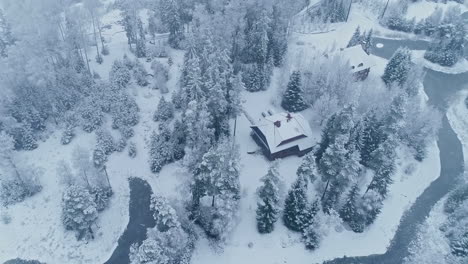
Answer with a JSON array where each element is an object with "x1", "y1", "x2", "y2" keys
[
  {"x1": 283, "y1": 174, "x2": 309, "y2": 232},
  {"x1": 281, "y1": 71, "x2": 308, "y2": 112},
  {"x1": 297, "y1": 152, "x2": 319, "y2": 184},
  {"x1": 382, "y1": 47, "x2": 412, "y2": 87},
  {"x1": 256, "y1": 162, "x2": 282, "y2": 233},
  {"x1": 347, "y1": 26, "x2": 362, "y2": 48}
]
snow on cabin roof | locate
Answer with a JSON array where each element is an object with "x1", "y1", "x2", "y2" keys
[
  {"x1": 251, "y1": 112, "x2": 314, "y2": 154},
  {"x1": 340, "y1": 45, "x2": 376, "y2": 73}
]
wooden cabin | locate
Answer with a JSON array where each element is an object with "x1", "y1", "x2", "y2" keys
[{"x1": 250, "y1": 112, "x2": 314, "y2": 160}]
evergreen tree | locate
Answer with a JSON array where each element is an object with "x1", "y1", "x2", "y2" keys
[
  {"x1": 302, "y1": 223, "x2": 320, "y2": 250},
  {"x1": 109, "y1": 60, "x2": 131, "y2": 89},
  {"x1": 382, "y1": 47, "x2": 412, "y2": 87},
  {"x1": 315, "y1": 106, "x2": 355, "y2": 163},
  {"x1": 160, "y1": 0, "x2": 184, "y2": 49},
  {"x1": 319, "y1": 134, "x2": 362, "y2": 213},
  {"x1": 151, "y1": 195, "x2": 181, "y2": 231},
  {"x1": 135, "y1": 18, "x2": 146, "y2": 58},
  {"x1": 256, "y1": 162, "x2": 282, "y2": 233},
  {"x1": 338, "y1": 184, "x2": 366, "y2": 232},
  {"x1": 362, "y1": 29, "x2": 373, "y2": 54},
  {"x1": 297, "y1": 152, "x2": 319, "y2": 184},
  {"x1": 358, "y1": 110, "x2": 387, "y2": 168},
  {"x1": 0, "y1": 9, "x2": 14, "y2": 57},
  {"x1": 184, "y1": 100, "x2": 215, "y2": 172},
  {"x1": 268, "y1": 5, "x2": 288, "y2": 67},
  {"x1": 283, "y1": 175, "x2": 309, "y2": 232},
  {"x1": 153, "y1": 97, "x2": 175, "y2": 122},
  {"x1": 347, "y1": 26, "x2": 362, "y2": 48},
  {"x1": 149, "y1": 124, "x2": 173, "y2": 173},
  {"x1": 62, "y1": 185, "x2": 98, "y2": 240},
  {"x1": 281, "y1": 71, "x2": 308, "y2": 112}
]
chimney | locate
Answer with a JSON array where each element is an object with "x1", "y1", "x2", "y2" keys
[{"x1": 274, "y1": 120, "x2": 281, "y2": 127}]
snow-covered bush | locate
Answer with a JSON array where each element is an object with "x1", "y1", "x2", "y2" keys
[
  {"x1": 61, "y1": 126, "x2": 75, "y2": 145},
  {"x1": 95, "y1": 129, "x2": 115, "y2": 155},
  {"x1": 115, "y1": 137, "x2": 127, "y2": 152},
  {"x1": 444, "y1": 185, "x2": 468, "y2": 214},
  {"x1": 128, "y1": 141, "x2": 137, "y2": 158},
  {"x1": 92, "y1": 147, "x2": 108, "y2": 168},
  {"x1": 10, "y1": 125, "x2": 38, "y2": 151},
  {"x1": 62, "y1": 185, "x2": 98, "y2": 240},
  {"x1": 90, "y1": 186, "x2": 112, "y2": 212},
  {"x1": 0, "y1": 167, "x2": 43, "y2": 206}
]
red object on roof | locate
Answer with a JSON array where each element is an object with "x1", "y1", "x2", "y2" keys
[
  {"x1": 286, "y1": 113, "x2": 292, "y2": 122},
  {"x1": 274, "y1": 120, "x2": 281, "y2": 127}
]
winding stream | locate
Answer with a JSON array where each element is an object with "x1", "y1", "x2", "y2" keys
[
  {"x1": 325, "y1": 38, "x2": 468, "y2": 264},
  {"x1": 104, "y1": 178, "x2": 155, "y2": 264}
]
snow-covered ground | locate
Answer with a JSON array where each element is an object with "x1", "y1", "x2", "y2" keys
[{"x1": 0, "y1": 2, "x2": 444, "y2": 263}]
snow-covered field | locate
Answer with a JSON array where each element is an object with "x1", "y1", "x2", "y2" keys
[{"x1": 0, "y1": 2, "x2": 445, "y2": 263}]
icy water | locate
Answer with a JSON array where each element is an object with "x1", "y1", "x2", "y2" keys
[
  {"x1": 325, "y1": 39, "x2": 468, "y2": 264},
  {"x1": 104, "y1": 178, "x2": 155, "y2": 264}
]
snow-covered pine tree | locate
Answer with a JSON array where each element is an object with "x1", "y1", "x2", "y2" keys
[
  {"x1": 315, "y1": 106, "x2": 355, "y2": 163},
  {"x1": 132, "y1": 58, "x2": 148, "y2": 86},
  {"x1": 268, "y1": 5, "x2": 288, "y2": 67},
  {"x1": 135, "y1": 18, "x2": 146, "y2": 58},
  {"x1": 0, "y1": 9, "x2": 14, "y2": 57},
  {"x1": 109, "y1": 59, "x2": 132, "y2": 90},
  {"x1": 281, "y1": 71, "x2": 308, "y2": 112},
  {"x1": 319, "y1": 133, "x2": 362, "y2": 213},
  {"x1": 362, "y1": 29, "x2": 373, "y2": 54},
  {"x1": 347, "y1": 26, "x2": 362, "y2": 48},
  {"x1": 192, "y1": 138, "x2": 241, "y2": 239},
  {"x1": 297, "y1": 152, "x2": 319, "y2": 184},
  {"x1": 171, "y1": 119, "x2": 186, "y2": 161},
  {"x1": 382, "y1": 47, "x2": 412, "y2": 87},
  {"x1": 129, "y1": 239, "x2": 170, "y2": 264},
  {"x1": 365, "y1": 136, "x2": 397, "y2": 198},
  {"x1": 160, "y1": 0, "x2": 184, "y2": 49},
  {"x1": 151, "y1": 195, "x2": 181, "y2": 231},
  {"x1": 358, "y1": 110, "x2": 387, "y2": 168},
  {"x1": 184, "y1": 100, "x2": 215, "y2": 172},
  {"x1": 338, "y1": 184, "x2": 366, "y2": 232},
  {"x1": 283, "y1": 174, "x2": 309, "y2": 232},
  {"x1": 153, "y1": 97, "x2": 175, "y2": 122},
  {"x1": 302, "y1": 223, "x2": 320, "y2": 250},
  {"x1": 62, "y1": 185, "x2": 98, "y2": 240},
  {"x1": 95, "y1": 129, "x2": 115, "y2": 155},
  {"x1": 256, "y1": 162, "x2": 282, "y2": 233},
  {"x1": 149, "y1": 124, "x2": 173, "y2": 173}
]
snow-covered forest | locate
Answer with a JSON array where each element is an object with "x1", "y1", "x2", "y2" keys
[{"x1": 0, "y1": 0, "x2": 467, "y2": 263}]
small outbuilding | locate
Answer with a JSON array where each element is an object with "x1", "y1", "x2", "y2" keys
[
  {"x1": 341, "y1": 45, "x2": 375, "y2": 81},
  {"x1": 250, "y1": 112, "x2": 314, "y2": 160}
]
